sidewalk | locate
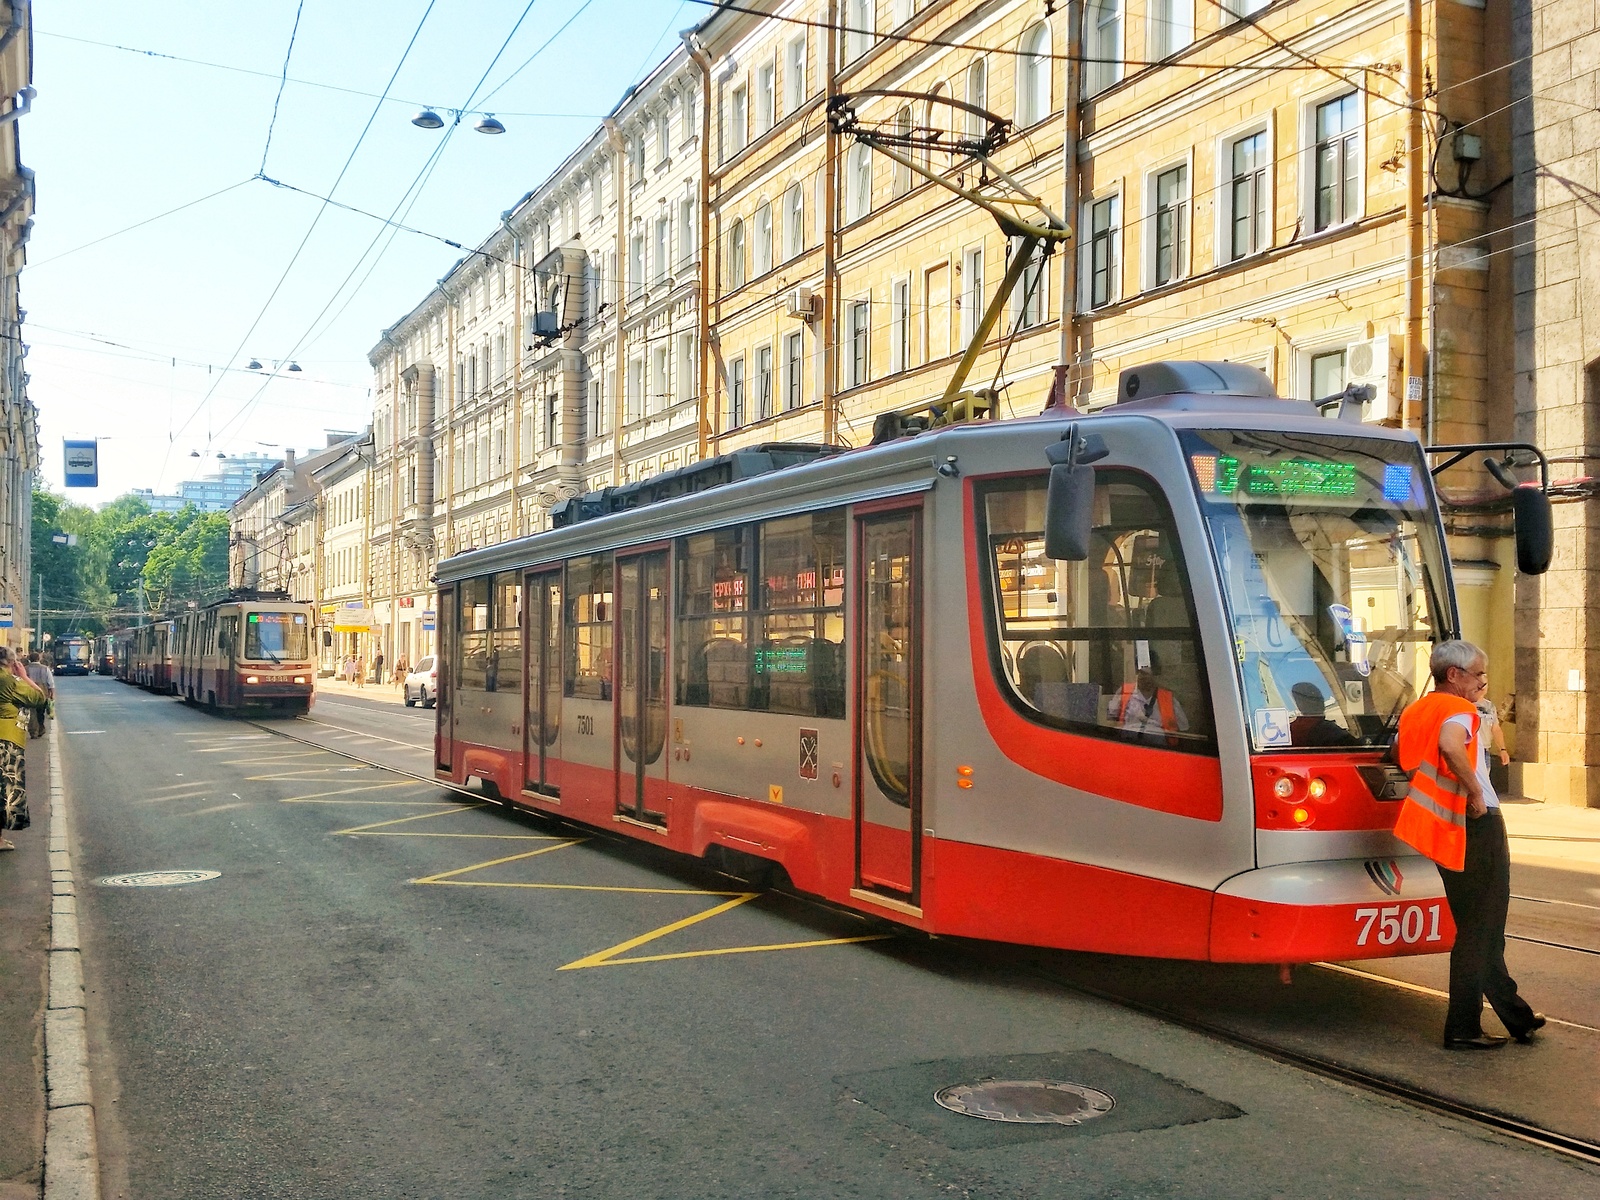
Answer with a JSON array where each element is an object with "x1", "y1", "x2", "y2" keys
[
  {"x1": 314, "y1": 674, "x2": 408, "y2": 707},
  {"x1": 1500, "y1": 797, "x2": 1600, "y2": 870},
  {"x1": 0, "y1": 737, "x2": 51, "y2": 1199}
]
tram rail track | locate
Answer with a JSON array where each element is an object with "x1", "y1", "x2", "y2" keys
[{"x1": 240, "y1": 710, "x2": 1600, "y2": 1169}]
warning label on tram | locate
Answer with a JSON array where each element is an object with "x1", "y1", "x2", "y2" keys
[{"x1": 799, "y1": 728, "x2": 819, "y2": 780}]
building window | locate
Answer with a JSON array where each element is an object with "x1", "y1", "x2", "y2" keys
[
  {"x1": 784, "y1": 331, "x2": 803, "y2": 409},
  {"x1": 1311, "y1": 348, "x2": 1346, "y2": 400},
  {"x1": 1152, "y1": 162, "x2": 1188, "y2": 287},
  {"x1": 729, "y1": 356, "x2": 746, "y2": 428},
  {"x1": 1016, "y1": 23, "x2": 1051, "y2": 127},
  {"x1": 844, "y1": 0, "x2": 874, "y2": 62},
  {"x1": 728, "y1": 218, "x2": 746, "y2": 289},
  {"x1": 654, "y1": 216, "x2": 670, "y2": 282},
  {"x1": 785, "y1": 35, "x2": 806, "y2": 114},
  {"x1": 847, "y1": 300, "x2": 869, "y2": 388},
  {"x1": 845, "y1": 143, "x2": 872, "y2": 223},
  {"x1": 683, "y1": 88, "x2": 697, "y2": 140},
  {"x1": 629, "y1": 231, "x2": 645, "y2": 298},
  {"x1": 678, "y1": 197, "x2": 695, "y2": 265},
  {"x1": 891, "y1": 106, "x2": 914, "y2": 196},
  {"x1": 890, "y1": 277, "x2": 910, "y2": 373},
  {"x1": 657, "y1": 110, "x2": 671, "y2": 162},
  {"x1": 1084, "y1": 0, "x2": 1122, "y2": 97},
  {"x1": 1010, "y1": 237, "x2": 1046, "y2": 330},
  {"x1": 753, "y1": 202, "x2": 772, "y2": 277},
  {"x1": 962, "y1": 245, "x2": 984, "y2": 346},
  {"x1": 784, "y1": 184, "x2": 805, "y2": 261},
  {"x1": 590, "y1": 377, "x2": 605, "y2": 434},
  {"x1": 1314, "y1": 93, "x2": 1361, "y2": 232},
  {"x1": 627, "y1": 357, "x2": 644, "y2": 424},
  {"x1": 727, "y1": 84, "x2": 748, "y2": 157},
  {"x1": 965, "y1": 58, "x2": 988, "y2": 137},
  {"x1": 546, "y1": 393, "x2": 559, "y2": 447},
  {"x1": 677, "y1": 332, "x2": 697, "y2": 403},
  {"x1": 756, "y1": 344, "x2": 773, "y2": 421},
  {"x1": 1149, "y1": 0, "x2": 1193, "y2": 59},
  {"x1": 1085, "y1": 194, "x2": 1119, "y2": 310},
  {"x1": 756, "y1": 60, "x2": 776, "y2": 134},
  {"x1": 1226, "y1": 128, "x2": 1270, "y2": 261}
]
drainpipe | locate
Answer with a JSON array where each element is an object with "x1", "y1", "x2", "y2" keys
[
  {"x1": 0, "y1": 1, "x2": 28, "y2": 61},
  {"x1": 0, "y1": 86, "x2": 33, "y2": 129},
  {"x1": 1052, "y1": 3, "x2": 1082, "y2": 410},
  {"x1": 1403, "y1": 0, "x2": 1425, "y2": 433},
  {"x1": 437, "y1": 280, "x2": 457, "y2": 557},
  {"x1": 683, "y1": 31, "x2": 714, "y2": 462},
  {"x1": 822, "y1": 0, "x2": 840, "y2": 446}
]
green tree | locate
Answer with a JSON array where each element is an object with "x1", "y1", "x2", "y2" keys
[
  {"x1": 30, "y1": 488, "x2": 99, "y2": 637},
  {"x1": 142, "y1": 510, "x2": 230, "y2": 611}
]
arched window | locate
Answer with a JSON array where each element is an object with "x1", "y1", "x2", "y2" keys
[
  {"x1": 891, "y1": 106, "x2": 914, "y2": 196},
  {"x1": 1016, "y1": 23, "x2": 1051, "y2": 126},
  {"x1": 924, "y1": 81, "x2": 948, "y2": 170},
  {"x1": 753, "y1": 202, "x2": 772, "y2": 276},
  {"x1": 728, "y1": 218, "x2": 746, "y2": 289},
  {"x1": 845, "y1": 143, "x2": 873, "y2": 223},
  {"x1": 1085, "y1": 0, "x2": 1122, "y2": 97},
  {"x1": 784, "y1": 184, "x2": 805, "y2": 260},
  {"x1": 965, "y1": 58, "x2": 988, "y2": 138}
]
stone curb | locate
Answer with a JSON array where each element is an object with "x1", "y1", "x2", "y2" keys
[{"x1": 43, "y1": 718, "x2": 101, "y2": 1200}]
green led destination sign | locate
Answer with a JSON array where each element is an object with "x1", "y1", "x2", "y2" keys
[
  {"x1": 753, "y1": 646, "x2": 809, "y2": 675},
  {"x1": 1190, "y1": 454, "x2": 1358, "y2": 498}
]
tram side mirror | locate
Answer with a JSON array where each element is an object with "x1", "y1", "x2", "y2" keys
[
  {"x1": 1485, "y1": 458, "x2": 1553, "y2": 575},
  {"x1": 1044, "y1": 427, "x2": 1108, "y2": 561}
]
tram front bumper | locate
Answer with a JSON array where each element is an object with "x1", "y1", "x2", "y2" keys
[{"x1": 1209, "y1": 855, "x2": 1455, "y2": 963}]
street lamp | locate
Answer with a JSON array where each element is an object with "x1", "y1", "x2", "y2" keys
[
  {"x1": 412, "y1": 107, "x2": 506, "y2": 134},
  {"x1": 411, "y1": 109, "x2": 444, "y2": 129}
]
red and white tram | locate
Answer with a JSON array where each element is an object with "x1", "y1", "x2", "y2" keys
[
  {"x1": 174, "y1": 592, "x2": 317, "y2": 715},
  {"x1": 433, "y1": 362, "x2": 1549, "y2": 965},
  {"x1": 111, "y1": 621, "x2": 179, "y2": 693}
]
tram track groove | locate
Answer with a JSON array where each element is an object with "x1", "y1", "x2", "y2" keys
[{"x1": 238, "y1": 711, "x2": 1599, "y2": 1168}]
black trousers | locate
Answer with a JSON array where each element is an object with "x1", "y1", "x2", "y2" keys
[{"x1": 1438, "y1": 810, "x2": 1537, "y2": 1040}]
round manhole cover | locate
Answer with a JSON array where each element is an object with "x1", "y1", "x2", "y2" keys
[
  {"x1": 98, "y1": 870, "x2": 220, "y2": 888},
  {"x1": 934, "y1": 1080, "x2": 1116, "y2": 1125}
]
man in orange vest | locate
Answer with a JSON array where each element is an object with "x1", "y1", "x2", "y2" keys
[
  {"x1": 1395, "y1": 640, "x2": 1543, "y2": 1050},
  {"x1": 1110, "y1": 664, "x2": 1187, "y2": 747}
]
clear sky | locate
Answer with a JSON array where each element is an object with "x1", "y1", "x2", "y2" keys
[{"x1": 24, "y1": 0, "x2": 696, "y2": 505}]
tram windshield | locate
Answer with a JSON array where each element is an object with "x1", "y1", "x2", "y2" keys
[
  {"x1": 244, "y1": 611, "x2": 310, "y2": 662},
  {"x1": 1181, "y1": 430, "x2": 1452, "y2": 751}
]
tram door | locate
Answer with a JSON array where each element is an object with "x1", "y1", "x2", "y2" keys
[
  {"x1": 436, "y1": 584, "x2": 454, "y2": 774},
  {"x1": 523, "y1": 570, "x2": 563, "y2": 797},
  {"x1": 855, "y1": 507, "x2": 923, "y2": 903},
  {"x1": 616, "y1": 551, "x2": 670, "y2": 825}
]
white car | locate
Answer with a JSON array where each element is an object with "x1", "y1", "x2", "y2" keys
[{"x1": 403, "y1": 656, "x2": 437, "y2": 708}]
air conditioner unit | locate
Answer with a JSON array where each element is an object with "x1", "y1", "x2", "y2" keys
[
  {"x1": 785, "y1": 286, "x2": 816, "y2": 320},
  {"x1": 1345, "y1": 334, "x2": 1402, "y2": 423}
]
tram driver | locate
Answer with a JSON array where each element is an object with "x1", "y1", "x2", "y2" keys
[{"x1": 1108, "y1": 657, "x2": 1189, "y2": 747}]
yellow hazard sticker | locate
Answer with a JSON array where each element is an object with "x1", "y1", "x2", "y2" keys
[{"x1": 768, "y1": 784, "x2": 784, "y2": 805}]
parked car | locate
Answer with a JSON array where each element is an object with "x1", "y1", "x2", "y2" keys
[{"x1": 403, "y1": 656, "x2": 437, "y2": 708}]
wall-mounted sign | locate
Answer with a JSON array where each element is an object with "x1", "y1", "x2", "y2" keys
[
  {"x1": 421, "y1": 609, "x2": 436, "y2": 631},
  {"x1": 64, "y1": 440, "x2": 99, "y2": 488},
  {"x1": 0, "y1": 605, "x2": 13, "y2": 628}
]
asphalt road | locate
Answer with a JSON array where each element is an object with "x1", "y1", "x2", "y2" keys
[{"x1": 56, "y1": 677, "x2": 1598, "y2": 1199}]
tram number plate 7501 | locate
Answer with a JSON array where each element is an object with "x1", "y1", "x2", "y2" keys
[{"x1": 1354, "y1": 903, "x2": 1444, "y2": 947}]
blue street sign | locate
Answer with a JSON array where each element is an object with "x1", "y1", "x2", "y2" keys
[
  {"x1": 0, "y1": 605, "x2": 13, "y2": 628},
  {"x1": 64, "y1": 440, "x2": 99, "y2": 488},
  {"x1": 421, "y1": 609, "x2": 436, "y2": 631}
]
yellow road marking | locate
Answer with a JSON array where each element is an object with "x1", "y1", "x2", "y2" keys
[
  {"x1": 187, "y1": 802, "x2": 251, "y2": 817},
  {"x1": 586, "y1": 934, "x2": 893, "y2": 967},
  {"x1": 422, "y1": 880, "x2": 738, "y2": 895},
  {"x1": 281, "y1": 797, "x2": 454, "y2": 806},
  {"x1": 275, "y1": 782, "x2": 422, "y2": 800},
  {"x1": 246, "y1": 768, "x2": 349, "y2": 780},
  {"x1": 559, "y1": 893, "x2": 758, "y2": 968},
  {"x1": 334, "y1": 806, "x2": 487, "y2": 834},
  {"x1": 354, "y1": 832, "x2": 563, "y2": 840},
  {"x1": 412, "y1": 839, "x2": 585, "y2": 883},
  {"x1": 1314, "y1": 962, "x2": 1600, "y2": 1032}
]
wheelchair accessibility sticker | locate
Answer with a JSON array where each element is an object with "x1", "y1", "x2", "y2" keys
[{"x1": 1254, "y1": 708, "x2": 1292, "y2": 747}]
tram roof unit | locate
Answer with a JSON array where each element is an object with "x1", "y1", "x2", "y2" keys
[{"x1": 436, "y1": 360, "x2": 1426, "y2": 584}]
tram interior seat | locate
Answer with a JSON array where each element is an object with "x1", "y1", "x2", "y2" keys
[{"x1": 701, "y1": 637, "x2": 750, "y2": 708}]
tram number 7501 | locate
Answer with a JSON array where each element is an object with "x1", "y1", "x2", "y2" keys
[{"x1": 1354, "y1": 904, "x2": 1444, "y2": 947}]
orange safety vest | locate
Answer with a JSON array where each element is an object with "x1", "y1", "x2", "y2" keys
[
  {"x1": 1118, "y1": 683, "x2": 1180, "y2": 747},
  {"x1": 1394, "y1": 691, "x2": 1478, "y2": 872}
]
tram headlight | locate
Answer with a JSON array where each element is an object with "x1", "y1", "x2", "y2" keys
[
  {"x1": 1292, "y1": 807, "x2": 1311, "y2": 825},
  {"x1": 294, "y1": 676, "x2": 306, "y2": 684},
  {"x1": 1272, "y1": 776, "x2": 1296, "y2": 799},
  {"x1": 245, "y1": 675, "x2": 260, "y2": 684},
  {"x1": 1306, "y1": 777, "x2": 1328, "y2": 801}
]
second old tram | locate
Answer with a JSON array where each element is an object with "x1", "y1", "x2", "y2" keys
[
  {"x1": 173, "y1": 593, "x2": 317, "y2": 715},
  {"x1": 434, "y1": 362, "x2": 1547, "y2": 965}
]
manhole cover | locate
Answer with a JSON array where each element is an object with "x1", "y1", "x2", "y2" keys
[
  {"x1": 98, "y1": 870, "x2": 221, "y2": 888},
  {"x1": 934, "y1": 1080, "x2": 1115, "y2": 1125}
]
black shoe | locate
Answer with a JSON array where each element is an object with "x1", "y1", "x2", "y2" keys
[
  {"x1": 1444, "y1": 1033, "x2": 1509, "y2": 1050},
  {"x1": 1512, "y1": 1014, "x2": 1546, "y2": 1044}
]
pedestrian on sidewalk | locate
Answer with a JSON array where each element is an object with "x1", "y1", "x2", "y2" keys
[
  {"x1": 393, "y1": 656, "x2": 407, "y2": 689},
  {"x1": 0, "y1": 645, "x2": 48, "y2": 851},
  {"x1": 355, "y1": 656, "x2": 366, "y2": 689},
  {"x1": 374, "y1": 651, "x2": 385, "y2": 685},
  {"x1": 1394, "y1": 639, "x2": 1544, "y2": 1050},
  {"x1": 24, "y1": 652, "x2": 53, "y2": 739}
]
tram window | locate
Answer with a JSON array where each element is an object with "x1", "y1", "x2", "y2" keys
[
  {"x1": 566, "y1": 554, "x2": 614, "y2": 700},
  {"x1": 978, "y1": 474, "x2": 1215, "y2": 752},
  {"x1": 458, "y1": 576, "x2": 492, "y2": 691},
  {"x1": 675, "y1": 511, "x2": 846, "y2": 718},
  {"x1": 490, "y1": 572, "x2": 522, "y2": 693},
  {"x1": 757, "y1": 511, "x2": 845, "y2": 718}
]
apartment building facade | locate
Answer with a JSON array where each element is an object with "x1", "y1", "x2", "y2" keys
[{"x1": 0, "y1": 1, "x2": 33, "y2": 649}]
